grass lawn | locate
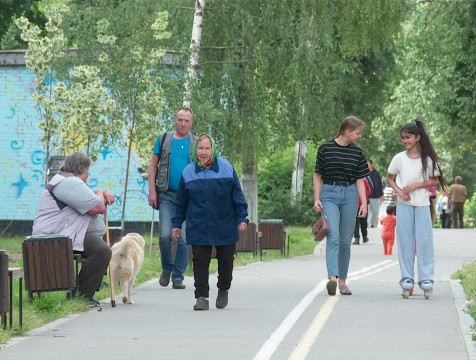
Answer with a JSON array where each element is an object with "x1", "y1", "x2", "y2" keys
[
  {"x1": 0, "y1": 226, "x2": 316, "y2": 347},
  {"x1": 453, "y1": 261, "x2": 476, "y2": 341}
]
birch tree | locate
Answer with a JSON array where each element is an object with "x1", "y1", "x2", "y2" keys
[{"x1": 183, "y1": 0, "x2": 205, "y2": 108}]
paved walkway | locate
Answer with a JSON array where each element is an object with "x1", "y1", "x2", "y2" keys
[{"x1": 1, "y1": 228, "x2": 475, "y2": 359}]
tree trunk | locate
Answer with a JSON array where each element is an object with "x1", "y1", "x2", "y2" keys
[
  {"x1": 291, "y1": 140, "x2": 307, "y2": 203},
  {"x1": 241, "y1": 159, "x2": 258, "y2": 224},
  {"x1": 121, "y1": 126, "x2": 134, "y2": 235},
  {"x1": 44, "y1": 134, "x2": 50, "y2": 187},
  {"x1": 183, "y1": 0, "x2": 205, "y2": 108}
]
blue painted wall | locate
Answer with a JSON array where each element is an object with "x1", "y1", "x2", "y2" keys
[{"x1": 0, "y1": 65, "x2": 152, "y2": 222}]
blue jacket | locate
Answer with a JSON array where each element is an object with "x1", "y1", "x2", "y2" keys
[{"x1": 172, "y1": 158, "x2": 248, "y2": 246}]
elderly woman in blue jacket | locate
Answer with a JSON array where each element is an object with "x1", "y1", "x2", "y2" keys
[{"x1": 172, "y1": 134, "x2": 248, "y2": 311}]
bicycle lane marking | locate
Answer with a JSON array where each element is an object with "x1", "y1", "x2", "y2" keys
[
  {"x1": 288, "y1": 261, "x2": 399, "y2": 360},
  {"x1": 252, "y1": 260, "x2": 395, "y2": 360}
]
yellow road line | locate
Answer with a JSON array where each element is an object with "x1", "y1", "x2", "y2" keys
[{"x1": 288, "y1": 261, "x2": 398, "y2": 360}]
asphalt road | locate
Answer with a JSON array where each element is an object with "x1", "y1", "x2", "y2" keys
[{"x1": 1, "y1": 228, "x2": 475, "y2": 360}]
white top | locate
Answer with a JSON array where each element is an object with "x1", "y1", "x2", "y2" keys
[
  {"x1": 436, "y1": 195, "x2": 449, "y2": 214},
  {"x1": 387, "y1": 151, "x2": 440, "y2": 207}
]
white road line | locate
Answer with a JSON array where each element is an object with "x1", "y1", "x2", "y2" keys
[
  {"x1": 288, "y1": 261, "x2": 399, "y2": 360},
  {"x1": 252, "y1": 260, "x2": 394, "y2": 360}
]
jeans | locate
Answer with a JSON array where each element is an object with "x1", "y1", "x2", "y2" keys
[
  {"x1": 159, "y1": 190, "x2": 189, "y2": 281},
  {"x1": 321, "y1": 183, "x2": 359, "y2": 280},
  {"x1": 396, "y1": 201, "x2": 434, "y2": 288}
]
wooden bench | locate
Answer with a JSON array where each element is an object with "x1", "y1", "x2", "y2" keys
[
  {"x1": 22, "y1": 235, "x2": 76, "y2": 303},
  {"x1": 259, "y1": 219, "x2": 290, "y2": 260},
  {"x1": 8, "y1": 267, "x2": 23, "y2": 329},
  {"x1": 188, "y1": 223, "x2": 260, "y2": 261},
  {"x1": 0, "y1": 251, "x2": 23, "y2": 330},
  {"x1": 209, "y1": 222, "x2": 259, "y2": 258},
  {"x1": 236, "y1": 222, "x2": 259, "y2": 256}
]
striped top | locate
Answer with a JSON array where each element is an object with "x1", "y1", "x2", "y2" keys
[{"x1": 314, "y1": 140, "x2": 369, "y2": 182}]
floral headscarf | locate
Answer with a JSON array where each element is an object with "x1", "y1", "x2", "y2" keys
[{"x1": 191, "y1": 133, "x2": 219, "y2": 170}]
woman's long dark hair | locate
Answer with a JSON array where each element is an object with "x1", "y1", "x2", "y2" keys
[{"x1": 400, "y1": 119, "x2": 445, "y2": 188}]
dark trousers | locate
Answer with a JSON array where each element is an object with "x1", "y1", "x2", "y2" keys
[
  {"x1": 76, "y1": 232, "x2": 112, "y2": 299},
  {"x1": 354, "y1": 214, "x2": 368, "y2": 239},
  {"x1": 451, "y1": 202, "x2": 464, "y2": 228},
  {"x1": 192, "y1": 244, "x2": 235, "y2": 298},
  {"x1": 440, "y1": 210, "x2": 451, "y2": 228}
]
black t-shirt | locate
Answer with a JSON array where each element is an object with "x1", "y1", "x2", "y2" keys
[{"x1": 314, "y1": 140, "x2": 369, "y2": 182}]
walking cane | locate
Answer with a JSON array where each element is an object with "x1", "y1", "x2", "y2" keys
[{"x1": 104, "y1": 206, "x2": 116, "y2": 307}]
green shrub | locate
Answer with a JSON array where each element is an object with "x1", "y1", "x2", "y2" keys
[
  {"x1": 258, "y1": 143, "x2": 317, "y2": 226},
  {"x1": 464, "y1": 194, "x2": 476, "y2": 228}
]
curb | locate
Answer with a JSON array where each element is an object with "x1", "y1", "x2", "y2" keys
[{"x1": 451, "y1": 279, "x2": 476, "y2": 360}]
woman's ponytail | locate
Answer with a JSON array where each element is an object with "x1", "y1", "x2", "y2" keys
[{"x1": 401, "y1": 119, "x2": 445, "y2": 188}]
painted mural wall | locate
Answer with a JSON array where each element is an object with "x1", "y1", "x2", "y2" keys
[{"x1": 0, "y1": 64, "x2": 153, "y2": 222}]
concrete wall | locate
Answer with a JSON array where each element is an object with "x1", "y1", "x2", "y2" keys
[{"x1": 0, "y1": 51, "x2": 154, "y2": 223}]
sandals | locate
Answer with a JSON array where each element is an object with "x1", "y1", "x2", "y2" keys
[
  {"x1": 326, "y1": 279, "x2": 337, "y2": 296},
  {"x1": 327, "y1": 279, "x2": 352, "y2": 296},
  {"x1": 339, "y1": 284, "x2": 352, "y2": 295}
]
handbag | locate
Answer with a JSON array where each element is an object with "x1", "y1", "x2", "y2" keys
[{"x1": 312, "y1": 214, "x2": 330, "y2": 241}]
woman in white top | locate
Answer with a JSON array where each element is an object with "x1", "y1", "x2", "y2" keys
[{"x1": 386, "y1": 120, "x2": 445, "y2": 299}]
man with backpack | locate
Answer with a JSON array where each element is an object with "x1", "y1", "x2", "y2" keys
[{"x1": 148, "y1": 108, "x2": 197, "y2": 289}]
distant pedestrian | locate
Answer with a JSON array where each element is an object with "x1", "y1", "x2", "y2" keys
[
  {"x1": 313, "y1": 116, "x2": 369, "y2": 296},
  {"x1": 380, "y1": 205, "x2": 396, "y2": 255},
  {"x1": 367, "y1": 160, "x2": 384, "y2": 228},
  {"x1": 436, "y1": 190, "x2": 451, "y2": 228},
  {"x1": 386, "y1": 119, "x2": 445, "y2": 299},
  {"x1": 353, "y1": 176, "x2": 371, "y2": 245},
  {"x1": 383, "y1": 184, "x2": 396, "y2": 207},
  {"x1": 448, "y1": 176, "x2": 467, "y2": 228}
]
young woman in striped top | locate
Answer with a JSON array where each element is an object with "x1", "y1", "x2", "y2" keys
[{"x1": 313, "y1": 116, "x2": 369, "y2": 296}]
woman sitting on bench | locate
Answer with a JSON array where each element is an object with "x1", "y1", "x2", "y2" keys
[{"x1": 32, "y1": 152, "x2": 115, "y2": 307}]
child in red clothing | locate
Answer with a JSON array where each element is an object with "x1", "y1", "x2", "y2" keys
[{"x1": 381, "y1": 205, "x2": 396, "y2": 255}]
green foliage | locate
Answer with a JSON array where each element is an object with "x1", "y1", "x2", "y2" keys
[
  {"x1": 377, "y1": 0, "x2": 476, "y2": 195},
  {"x1": 155, "y1": 0, "x2": 405, "y2": 166},
  {"x1": 258, "y1": 144, "x2": 318, "y2": 225},
  {"x1": 16, "y1": 5, "x2": 67, "y2": 151},
  {"x1": 54, "y1": 65, "x2": 120, "y2": 159},
  {"x1": 465, "y1": 193, "x2": 476, "y2": 228},
  {"x1": 0, "y1": 0, "x2": 46, "y2": 49}
]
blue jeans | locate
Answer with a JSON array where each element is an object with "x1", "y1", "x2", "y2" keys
[
  {"x1": 159, "y1": 190, "x2": 189, "y2": 281},
  {"x1": 396, "y1": 201, "x2": 434, "y2": 288},
  {"x1": 321, "y1": 183, "x2": 359, "y2": 280}
]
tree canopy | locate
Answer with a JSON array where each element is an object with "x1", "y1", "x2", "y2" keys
[{"x1": 9, "y1": 0, "x2": 476, "y2": 223}]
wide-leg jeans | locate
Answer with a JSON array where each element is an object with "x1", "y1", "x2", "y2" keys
[
  {"x1": 396, "y1": 201, "x2": 434, "y2": 288},
  {"x1": 159, "y1": 190, "x2": 189, "y2": 282},
  {"x1": 321, "y1": 183, "x2": 359, "y2": 280}
]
